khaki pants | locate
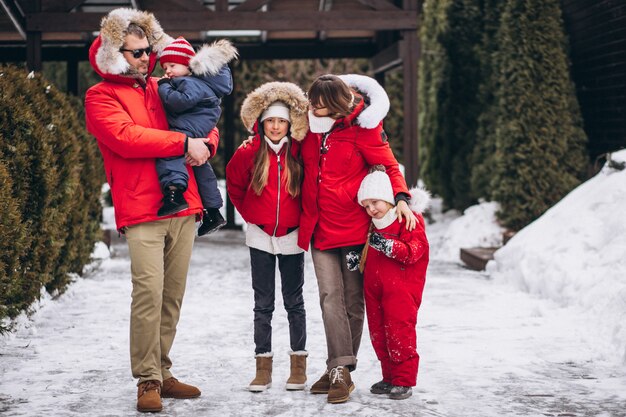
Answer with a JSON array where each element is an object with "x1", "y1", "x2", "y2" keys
[
  {"x1": 311, "y1": 245, "x2": 364, "y2": 371},
  {"x1": 124, "y1": 215, "x2": 196, "y2": 384}
]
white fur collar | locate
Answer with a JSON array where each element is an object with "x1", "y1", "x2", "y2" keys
[
  {"x1": 338, "y1": 74, "x2": 390, "y2": 129},
  {"x1": 373, "y1": 207, "x2": 397, "y2": 229},
  {"x1": 189, "y1": 39, "x2": 238, "y2": 76}
]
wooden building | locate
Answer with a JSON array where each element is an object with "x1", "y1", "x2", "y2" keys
[
  {"x1": 0, "y1": 0, "x2": 421, "y2": 185},
  {"x1": 561, "y1": 0, "x2": 626, "y2": 160}
]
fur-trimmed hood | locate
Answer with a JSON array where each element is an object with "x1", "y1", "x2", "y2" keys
[
  {"x1": 189, "y1": 39, "x2": 238, "y2": 76},
  {"x1": 338, "y1": 74, "x2": 390, "y2": 129},
  {"x1": 408, "y1": 187, "x2": 431, "y2": 214},
  {"x1": 240, "y1": 82, "x2": 309, "y2": 141},
  {"x1": 89, "y1": 8, "x2": 173, "y2": 80}
]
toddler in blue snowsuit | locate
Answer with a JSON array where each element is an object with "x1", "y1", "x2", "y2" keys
[{"x1": 156, "y1": 37, "x2": 237, "y2": 236}]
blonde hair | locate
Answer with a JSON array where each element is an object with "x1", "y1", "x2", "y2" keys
[{"x1": 250, "y1": 123, "x2": 302, "y2": 198}]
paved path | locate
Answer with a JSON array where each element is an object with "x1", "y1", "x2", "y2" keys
[{"x1": 1, "y1": 230, "x2": 625, "y2": 416}]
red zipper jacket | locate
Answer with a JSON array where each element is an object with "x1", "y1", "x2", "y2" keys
[
  {"x1": 226, "y1": 132, "x2": 302, "y2": 237},
  {"x1": 299, "y1": 96, "x2": 409, "y2": 251},
  {"x1": 84, "y1": 35, "x2": 219, "y2": 231}
]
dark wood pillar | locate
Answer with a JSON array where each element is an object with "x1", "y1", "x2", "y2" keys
[
  {"x1": 401, "y1": 0, "x2": 420, "y2": 185},
  {"x1": 26, "y1": 0, "x2": 42, "y2": 72},
  {"x1": 67, "y1": 58, "x2": 79, "y2": 95},
  {"x1": 223, "y1": 64, "x2": 241, "y2": 230}
]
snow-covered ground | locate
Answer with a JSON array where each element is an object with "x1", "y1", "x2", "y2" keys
[{"x1": 2, "y1": 154, "x2": 626, "y2": 416}]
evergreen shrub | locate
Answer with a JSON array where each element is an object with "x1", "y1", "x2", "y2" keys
[
  {"x1": 487, "y1": 0, "x2": 588, "y2": 230},
  {"x1": 0, "y1": 65, "x2": 104, "y2": 331}
]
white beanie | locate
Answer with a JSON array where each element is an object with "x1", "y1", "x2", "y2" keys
[
  {"x1": 358, "y1": 169, "x2": 395, "y2": 206},
  {"x1": 261, "y1": 102, "x2": 290, "y2": 122}
]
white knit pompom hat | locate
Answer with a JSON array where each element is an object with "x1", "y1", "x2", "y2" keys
[
  {"x1": 358, "y1": 167, "x2": 395, "y2": 206},
  {"x1": 261, "y1": 101, "x2": 291, "y2": 122}
]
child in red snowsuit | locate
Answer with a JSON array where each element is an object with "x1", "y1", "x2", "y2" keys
[{"x1": 349, "y1": 166, "x2": 429, "y2": 400}]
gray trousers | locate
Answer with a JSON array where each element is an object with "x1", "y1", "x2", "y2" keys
[{"x1": 311, "y1": 245, "x2": 364, "y2": 371}]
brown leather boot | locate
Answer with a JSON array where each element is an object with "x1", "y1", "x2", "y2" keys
[
  {"x1": 161, "y1": 377, "x2": 201, "y2": 399},
  {"x1": 327, "y1": 366, "x2": 355, "y2": 404},
  {"x1": 248, "y1": 353, "x2": 273, "y2": 392},
  {"x1": 137, "y1": 380, "x2": 162, "y2": 413},
  {"x1": 285, "y1": 351, "x2": 308, "y2": 391},
  {"x1": 309, "y1": 369, "x2": 330, "y2": 394}
]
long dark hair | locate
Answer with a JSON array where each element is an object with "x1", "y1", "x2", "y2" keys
[{"x1": 250, "y1": 122, "x2": 303, "y2": 198}]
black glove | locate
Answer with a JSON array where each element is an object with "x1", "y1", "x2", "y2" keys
[
  {"x1": 346, "y1": 251, "x2": 361, "y2": 272},
  {"x1": 369, "y1": 232, "x2": 393, "y2": 256}
]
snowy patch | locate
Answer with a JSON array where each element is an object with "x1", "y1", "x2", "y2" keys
[
  {"x1": 487, "y1": 149, "x2": 626, "y2": 363},
  {"x1": 431, "y1": 201, "x2": 505, "y2": 262}
]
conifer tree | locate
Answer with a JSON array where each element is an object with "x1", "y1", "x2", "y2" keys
[
  {"x1": 487, "y1": 0, "x2": 588, "y2": 230},
  {"x1": 419, "y1": 0, "x2": 484, "y2": 210}
]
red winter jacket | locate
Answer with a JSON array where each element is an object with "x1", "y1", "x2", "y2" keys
[
  {"x1": 84, "y1": 35, "x2": 219, "y2": 231},
  {"x1": 299, "y1": 96, "x2": 409, "y2": 251},
  {"x1": 226, "y1": 133, "x2": 302, "y2": 237}
]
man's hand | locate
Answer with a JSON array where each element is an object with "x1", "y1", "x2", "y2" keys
[
  {"x1": 186, "y1": 137, "x2": 211, "y2": 166},
  {"x1": 369, "y1": 232, "x2": 394, "y2": 257},
  {"x1": 396, "y1": 200, "x2": 417, "y2": 231}
]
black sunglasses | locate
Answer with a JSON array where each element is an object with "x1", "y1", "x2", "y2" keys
[{"x1": 119, "y1": 45, "x2": 152, "y2": 59}]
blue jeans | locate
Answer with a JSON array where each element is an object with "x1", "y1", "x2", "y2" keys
[{"x1": 249, "y1": 248, "x2": 306, "y2": 354}]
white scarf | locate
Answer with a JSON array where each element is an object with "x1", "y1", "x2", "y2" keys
[
  {"x1": 264, "y1": 136, "x2": 288, "y2": 154},
  {"x1": 372, "y1": 207, "x2": 397, "y2": 230},
  {"x1": 308, "y1": 110, "x2": 336, "y2": 134}
]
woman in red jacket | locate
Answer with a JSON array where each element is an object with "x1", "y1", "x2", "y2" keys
[
  {"x1": 226, "y1": 82, "x2": 309, "y2": 393},
  {"x1": 299, "y1": 74, "x2": 417, "y2": 404}
]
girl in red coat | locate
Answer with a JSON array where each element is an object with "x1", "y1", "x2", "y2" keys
[
  {"x1": 353, "y1": 166, "x2": 430, "y2": 400},
  {"x1": 226, "y1": 82, "x2": 310, "y2": 393}
]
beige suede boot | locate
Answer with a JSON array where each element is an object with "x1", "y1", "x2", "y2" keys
[
  {"x1": 285, "y1": 351, "x2": 308, "y2": 390},
  {"x1": 248, "y1": 353, "x2": 273, "y2": 392}
]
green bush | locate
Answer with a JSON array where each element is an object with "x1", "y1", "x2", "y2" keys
[
  {"x1": 420, "y1": 0, "x2": 505, "y2": 210},
  {"x1": 486, "y1": 0, "x2": 588, "y2": 230},
  {"x1": 0, "y1": 65, "x2": 104, "y2": 330}
]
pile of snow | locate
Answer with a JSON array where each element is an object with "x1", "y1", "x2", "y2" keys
[
  {"x1": 487, "y1": 149, "x2": 626, "y2": 363},
  {"x1": 430, "y1": 201, "x2": 506, "y2": 262}
]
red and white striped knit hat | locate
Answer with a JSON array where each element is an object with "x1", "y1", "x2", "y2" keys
[{"x1": 160, "y1": 37, "x2": 195, "y2": 67}]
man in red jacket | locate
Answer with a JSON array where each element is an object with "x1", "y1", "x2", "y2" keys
[{"x1": 84, "y1": 8, "x2": 216, "y2": 413}]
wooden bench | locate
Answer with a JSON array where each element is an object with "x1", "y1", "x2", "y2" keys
[{"x1": 459, "y1": 247, "x2": 498, "y2": 271}]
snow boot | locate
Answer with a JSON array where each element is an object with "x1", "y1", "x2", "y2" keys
[
  {"x1": 389, "y1": 385, "x2": 412, "y2": 400},
  {"x1": 370, "y1": 380, "x2": 393, "y2": 395},
  {"x1": 158, "y1": 185, "x2": 188, "y2": 217},
  {"x1": 248, "y1": 353, "x2": 273, "y2": 392},
  {"x1": 310, "y1": 369, "x2": 330, "y2": 394},
  {"x1": 197, "y1": 208, "x2": 226, "y2": 236},
  {"x1": 285, "y1": 351, "x2": 308, "y2": 390},
  {"x1": 327, "y1": 366, "x2": 354, "y2": 404},
  {"x1": 137, "y1": 380, "x2": 162, "y2": 413},
  {"x1": 161, "y1": 377, "x2": 201, "y2": 399}
]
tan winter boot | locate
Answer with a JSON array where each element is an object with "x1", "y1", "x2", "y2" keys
[
  {"x1": 285, "y1": 351, "x2": 308, "y2": 391},
  {"x1": 327, "y1": 366, "x2": 355, "y2": 404},
  {"x1": 248, "y1": 353, "x2": 273, "y2": 392},
  {"x1": 137, "y1": 380, "x2": 162, "y2": 413}
]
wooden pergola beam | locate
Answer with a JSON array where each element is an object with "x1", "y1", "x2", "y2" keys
[
  {"x1": 41, "y1": 0, "x2": 85, "y2": 12},
  {"x1": 25, "y1": 10, "x2": 418, "y2": 31},
  {"x1": 357, "y1": 0, "x2": 400, "y2": 11},
  {"x1": 371, "y1": 40, "x2": 401, "y2": 74},
  {"x1": 0, "y1": 0, "x2": 26, "y2": 39},
  {"x1": 232, "y1": 0, "x2": 270, "y2": 12}
]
